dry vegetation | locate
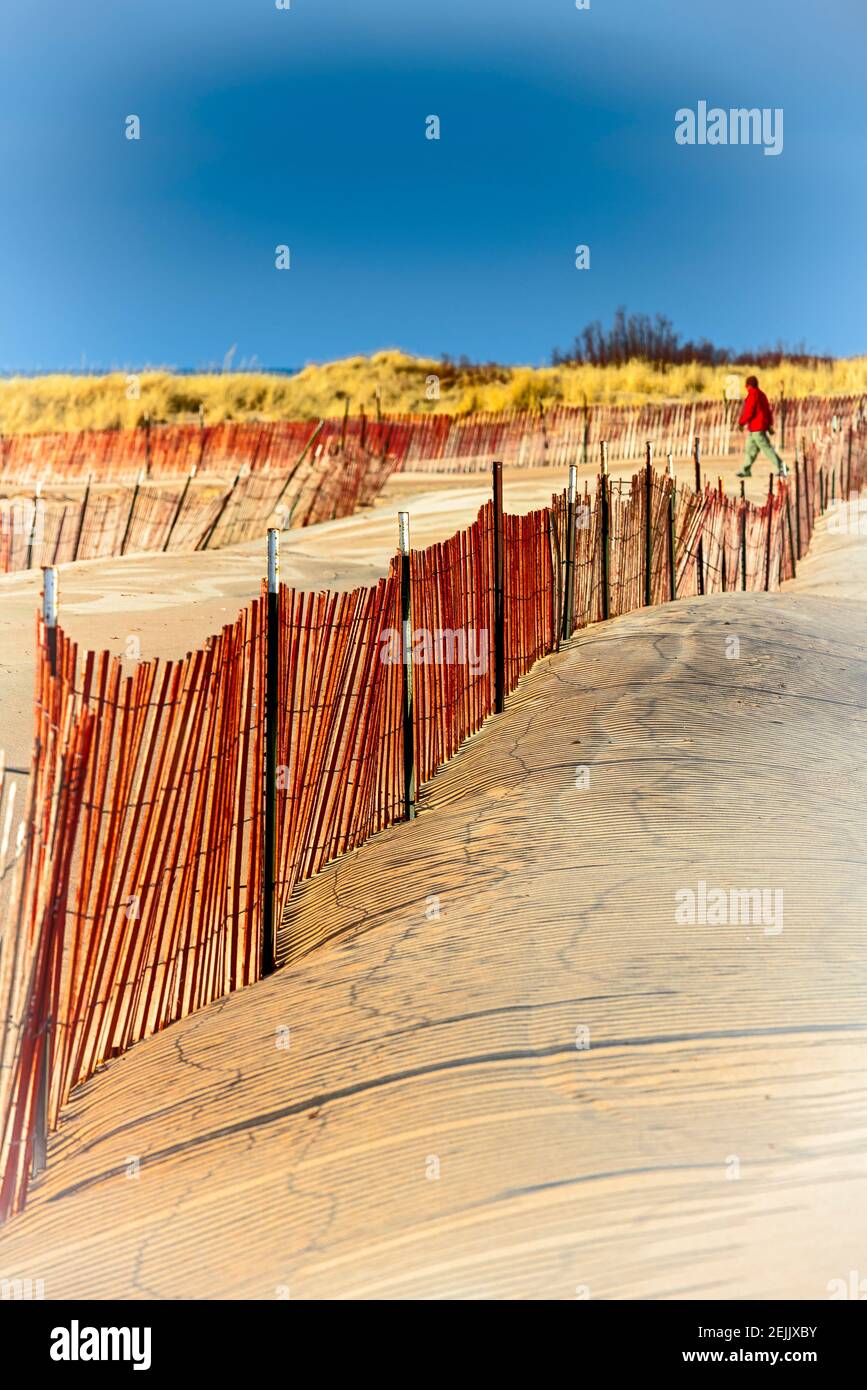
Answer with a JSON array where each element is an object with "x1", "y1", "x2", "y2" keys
[{"x1": 2, "y1": 350, "x2": 867, "y2": 434}]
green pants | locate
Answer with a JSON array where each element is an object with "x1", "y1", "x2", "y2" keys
[{"x1": 743, "y1": 430, "x2": 783, "y2": 473}]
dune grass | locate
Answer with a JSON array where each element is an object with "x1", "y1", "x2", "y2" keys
[{"x1": 1, "y1": 350, "x2": 866, "y2": 435}]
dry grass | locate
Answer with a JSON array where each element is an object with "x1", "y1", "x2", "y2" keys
[{"x1": 2, "y1": 351, "x2": 866, "y2": 434}]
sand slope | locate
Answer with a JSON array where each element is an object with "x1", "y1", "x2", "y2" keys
[
  {"x1": 0, "y1": 523, "x2": 865, "y2": 1300},
  {"x1": 0, "y1": 457, "x2": 758, "y2": 773}
]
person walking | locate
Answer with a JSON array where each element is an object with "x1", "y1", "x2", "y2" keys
[{"x1": 737, "y1": 375, "x2": 788, "y2": 477}]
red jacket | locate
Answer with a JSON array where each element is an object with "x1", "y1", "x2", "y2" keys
[{"x1": 739, "y1": 386, "x2": 773, "y2": 432}]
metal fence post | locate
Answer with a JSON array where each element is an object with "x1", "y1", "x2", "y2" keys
[
  {"x1": 600, "y1": 441, "x2": 610, "y2": 620},
  {"x1": 561, "y1": 464, "x2": 578, "y2": 640},
  {"x1": 398, "y1": 512, "x2": 416, "y2": 821},
  {"x1": 31, "y1": 566, "x2": 59, "y2": 1177},
  {"x1": 846, "y1": 425, "x2": 853, "y2": 500},
  {"x1": 801, "y1": 436, "x2": 813, "y2": 538},
  {"x1": 694, "y1": 436, "x2": 704, "y2": 596},
  {"x1": 667, "y1": 454, "x2": 677, "y2": 602},
  {"x1": 764, "y1": 474, "x2": 774, "y2": 592},
  {"x1": 644, "y1": 442, "x2": 653, "y2": 607},
  {"x1": 492, "y1": 460, "x2": 505, "y2": 713},
  {"x1": 740, "y1": 479, "x2": 748, "y2": 591},
  {"x1": 785, "y1": 474, "x2": 797, "y2": 580},
  {"x1": 718, "y1": 476, "x2": 728, "y2": 592},
  {"x1": 261, "y1": 529, "x2": 280, "y2": 978},
  {"x1": 43, "y1": 564, "x2": 58, "y2": 673}
]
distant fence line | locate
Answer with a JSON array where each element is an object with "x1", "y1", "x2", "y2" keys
[
  {"x1": 1, "y1": 424, "x2": 864, "y2": 1219},
  {"x1": 0, "y1": 417, "x2": 410, "y2": 487},
  {"x1": 1, "y1": 394, "x2": 863, "y2": 489},
  {"x1": 397, "y1": 394, "x2": 866, "y2": 472},
  {"x1": 0, "y1": 438, "x2": 396, "y2": 574}
]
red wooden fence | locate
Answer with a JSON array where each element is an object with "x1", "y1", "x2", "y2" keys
[
  {"x1": 0, "y1": 441, "x2": 397, "y2": 574},
  {"x1": 1, "y1": 423, "x2": 864, "y2": 1219},
  {"x1": 1, "y1": 394, "x2": 863, "y2": 489}
]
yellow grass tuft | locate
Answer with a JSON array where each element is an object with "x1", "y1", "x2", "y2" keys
[{"x1": 1, "y1": 352, "x2": 866, "y2": 435}]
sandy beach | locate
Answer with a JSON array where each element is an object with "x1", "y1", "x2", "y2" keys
[{"x1": 1, "y1": 510, "x2": 864, "y2": 1299}]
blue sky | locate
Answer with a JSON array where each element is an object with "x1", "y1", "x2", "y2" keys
[{"x1": 1, "y1": 0, "x2": 865, "y2": 371}]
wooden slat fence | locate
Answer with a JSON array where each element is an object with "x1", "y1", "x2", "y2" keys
[{"x1": 2, "y1": 422, "x2": 865, "y2": 1219}]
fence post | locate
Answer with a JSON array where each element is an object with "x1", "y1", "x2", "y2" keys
[
  {"x1": 51, "y1": 505, "x2": 68, "y2": 566},
  {"x1": 764, "y1": 474, "x2": 774, "y2": 592},
  {"x1": 718, "y1": 476, "x2": 727, "y2": 592},
  {"x1": 600, "y1": 441, "x2": 610, "y2": 620},
  {"x1": 780, "y1": 395, "x2": 787, "y2": 450},
  {"x1": 802, "y1": 436, "x2": 812, "y2": 538},
  {"x1": 740, "y1": 479, "x2": 748, "y2": 590},
  {"x1": 269, "y1": 420, "x2": 325, "y2": 529},
  {"x1": 398, "y1": 512, "x2": 416, "y2": 821},
  {"x1": 120, "y1": 468, "x2": 145, "y2": 556},
  {"x1": 162, "y1": 464, "x2": 197, "y2": 552},
  {"x1": 644, "y1": 442, "x2": 653, "y2": 607},
  {"x1": 667, "y1": 454, "x2": 677, "y2": 602},
  {"x1": 694, "y1": 436, "x2": 704, "y2": 596},
  {"x1": 561, "y1": 464, "x2": 578, "y2": 640},
  {"x1": 261, "y1": 529, "x2": 280, "y2": 979},
  {"x1": 846, "y1": 425, "x2": 853, "y2": 500},
  {"x1": 25, "y1": 481, "x2": 42, "y2": 571},
  {"x1": 71, "y1": 472, "x2": 92, "y2": 564},
  {"x1": 548, "y1": 507, "x2": 562, "y2": 653},
  {"x1": 144, "y1": 412, "x2": 152, "y2": 478},
  {"x1": 199, "y1": 463, "x2": 246, "y2": 551},
  {"x1": 197, "y1": 405, "x2": 207, "y2": 471},
  {"x1": 539, "y1": 400, "x2": 550, "y2": 461},
  {"x1": 794, "y1": 451, "x2": 803, "y2": 560},
  {"x1": 31, "y1": 567, "x2": 59, "y2": 1178},
  {"x1": 43, "y1": 564, "x2": 59, "y2": 673},
  {"x1": 492, "y1": 460, "x2": 505, "y2": 713},
  {"x1": 785, "y1": 474, "x2": 797, "y2": 579}
]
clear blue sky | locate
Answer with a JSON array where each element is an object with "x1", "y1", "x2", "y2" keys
[{"x1": 1, "y1": 0, "x2": 865, "y2": 372}]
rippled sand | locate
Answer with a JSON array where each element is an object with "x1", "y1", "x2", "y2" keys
[{"x1": 1, "y1": 519, "x2": 865, "y2": 1299}]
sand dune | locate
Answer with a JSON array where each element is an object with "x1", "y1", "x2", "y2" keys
[
  {"x1": 0, "y1": 457, "x2": 769, "y2": 774},
  {"x1": 1, "y1": 520, "x2": 865, "y2": 1300}
]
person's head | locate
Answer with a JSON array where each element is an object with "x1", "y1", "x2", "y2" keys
[{"x1": 745, "y1": 375, "x2": 759, "y2": 389}]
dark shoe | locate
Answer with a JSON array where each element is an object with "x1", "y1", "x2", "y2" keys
[{"x1": 736, "y1": 467, "x2": 752, "y2": 478}]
